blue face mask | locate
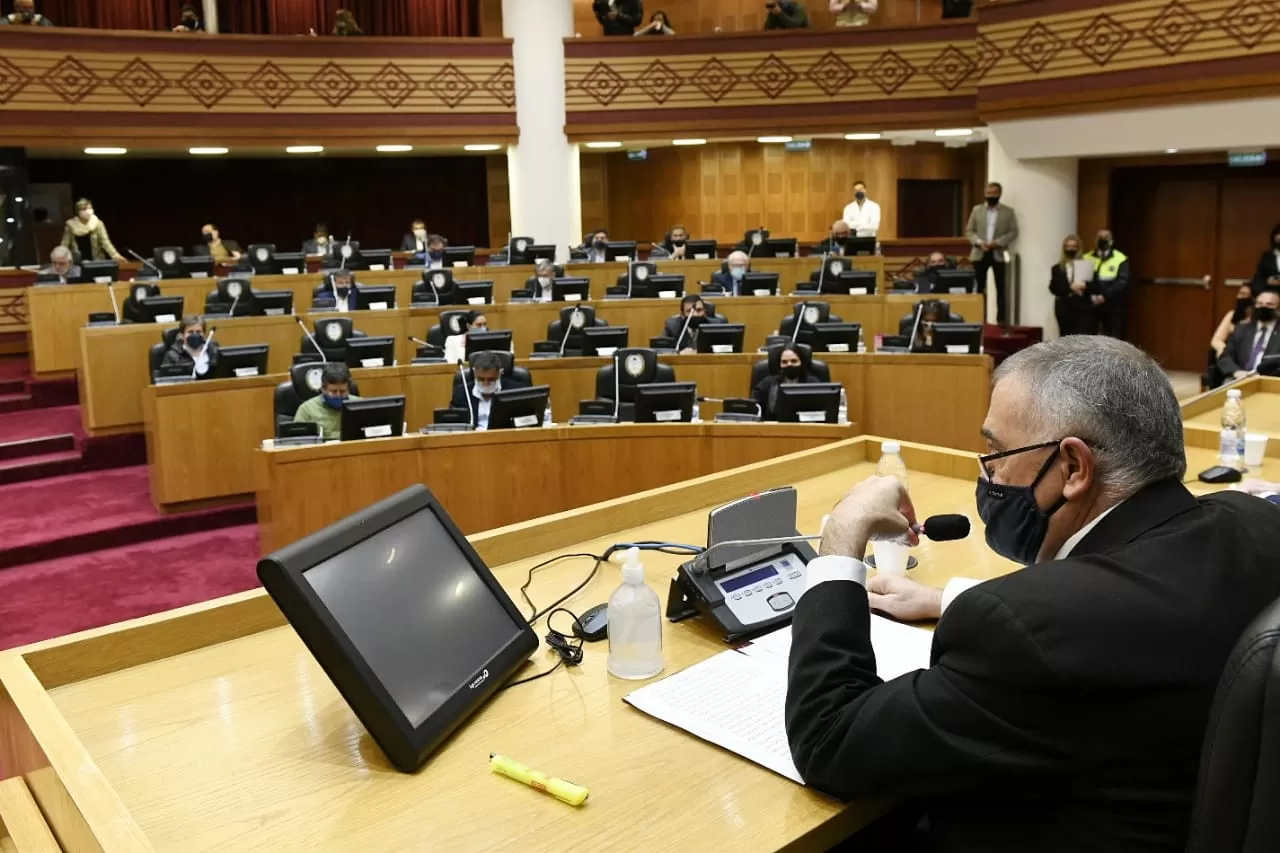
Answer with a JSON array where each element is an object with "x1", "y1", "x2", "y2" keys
[
  {"x1": 322, "y1": 394, "x2": 345, "y2": 410},
  {"x1": 428, "y1": 250, "x2": 444, "y2": 262},
  {"x1": 730, "y1": 267, "x2": 746, "y2": 280}
]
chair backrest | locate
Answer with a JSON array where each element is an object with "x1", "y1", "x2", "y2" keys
[
  {"x1": 1187, "y1": 594, "x2": 1280, "y2": 853},
  {"x1": 595, "y1": 348, "x2": 676, "y2": 401},
  {"x1": 149, "y1": 343, "x2": 167, "y2": 377},
  {"x1": 898, "y1": 300, "x2": 965, "y2": 336},
  {"x1": 749, "y1": 342, "x2": 818, "y2": 393},
  {"x1": 614, "y1": 263, "x2": 658, "y2": 286},
  {"x1": 307, "y1": 317, "x2": 354, "y2": 354},
  {"x1": 546, "y1": 305, "x2": 602, "y2": 341}
]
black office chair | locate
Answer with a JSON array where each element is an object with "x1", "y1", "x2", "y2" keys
[
  {"x1": 748, "y1": 343, "x2": 829, "y2": 395},
  {"x1": 301, "y1": 317, "x2": 365, "y2": 360},
  {"x1": 414, "y1": 268, "x2": 457, "y2": 305},
  {"x1": 426, "y1": 310, "x2": 479, "y2": 348},
  {"x1": 1186, "y1": 594, "x2": 1280, "y2": 853},
  {"x1": 614, "y1": 263, "x2": 658, "y2": 290},
  {"x1": 547, "y1": 305, "x2": 607, "y2": 353},
  {"x1": 121, "y1": 283, "x2": 161, "y2": 325},
  {"x1": 897, "y1": 300, "x2": 965, "y2": 335},
  {"x1": 273, "y1": 362, "x2": 362, "y2": 426},
  {"x1": 148, "y1": 327, "x2": 182, "y2": 379},
  {"x1": 594, "y1": 348, "x2": 676, "y2": 403},
  {"x1": 778, "y1": 301, "x2": 845, "y2": 338}
]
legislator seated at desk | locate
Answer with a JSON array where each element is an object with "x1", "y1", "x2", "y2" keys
[
  {"x1": 784, "y1": 336, "x2": 1280, "y2": 852},
  {"x1": 447, "y1": 351, "x2": 534, "y2": 429},
  {"x1": 898, "y1": 299, "x2": 965, "y2": 337},
  {"x1": 292, "y1": 363, "x2": 360, "y2": 439},
  {"x1": 660, "y1": 295, "x2": 726, "y2": 353},
  {"x1": 311, "y1": 269, "x2": 397, "y2": 312},
  {"x1": 752, "y1": 344, "x2": 831, "y2": 420},
  {"x1": 153, "y1": 315, "x2": 220, "y2": 379}
]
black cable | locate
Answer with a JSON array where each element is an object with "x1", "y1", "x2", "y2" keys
[
  {"x1": 501, "y1": 608, "x2": 584, "y2": 691},
  {"x1": 518, "y1": 552, "x2": 603, "y2": 622}
]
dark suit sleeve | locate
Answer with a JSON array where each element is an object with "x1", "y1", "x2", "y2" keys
[
  {"x1": 620, "y1": 0, "x2": 643, "y2": 26},
  {"x1": 1048, "y1": 265, "x2": 1070, "y2": 298},
  {"x1": 752, "y1": 378, "x2": 773, "y2": 419},
  {"x1": 1217, "y1": 326, "x2": 1248, "y2": 376},
  {"x1": 785, "y1": 580, "x2": 1067, "y2": 799},
  {"x1": 1251, "y1": 252, "x2": 1272, "y2": 295},
  {"x1": 449, "y1": 383, "x2": 466, "y2": 410},
  {"x1": 661, "y1": 317, "x2": 681, "y2": 339},
  {"x1": 592, "y1": 0, "x2": 608, "y2": 23},
  {"x1": 1102, "y1": 259, "x2": 1130, "y2": 299},
  {"x1": 160, "y1": 347, "x2": 183, "y2": 368}
]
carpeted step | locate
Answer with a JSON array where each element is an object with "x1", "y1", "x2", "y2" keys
[
  {"x1": 0, "y1": 465, "x2": 256, "y2": 569},
  {"x1": 0, "y1": 523, "x2": 261, "y2": 651},
  {"x1": 0, "y1": 392, "x2": 32, "y2": 414},
  {"x1": 0, "y1": 404, "x2": 83, "y2": 445},
  {"x1": 0, "y1": 434, "x2": 77, "y2": 463},
  {"x1": 0, "y1": 379, "x2": 24, "y2": 396},
  {"x1": 0, "y1": 449, "x2": 83, "y2": 486}
]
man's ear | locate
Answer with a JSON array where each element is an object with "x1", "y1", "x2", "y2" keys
[{"x1": 1060, "y1": 437, "x2": 1095, "y2": 500}]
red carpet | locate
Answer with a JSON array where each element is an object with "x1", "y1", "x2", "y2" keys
[
  {"x1": 0, "y1": 465, "x2": 256, "y2": 569},
  {"x1": 0, "y1": 357, "x2": 28, "y2": 381},
  {"x1": 0, "y1": 403, "x2": 81, "y2": 444},
  {"x1": 0, "y1": 524, "x2": 262, "y2": 651}
]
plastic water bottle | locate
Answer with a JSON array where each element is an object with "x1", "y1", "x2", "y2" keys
[
  {"x1": 691, "y1": 398, "x2": 701, "y2": 423},
  {"x1": 838, "y1": 388, "x2": 849, "y2": 425},
  {"x1": 606, "y1": 547, "x2": 664, "y2": 680},
  {"x1": 1221, "y1": 389, "x2": 1246, "y2": 471},
  {"x1": 543, "y1": 399, "x2": 553, "y2": 427},
  {"x1": 876, "y1": 440, "x2": 908, "y2": 489}
]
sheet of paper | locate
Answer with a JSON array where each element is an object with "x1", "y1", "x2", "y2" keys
[
  {"x1": 743, "y1": 616, "x2": 932, "y2": 682},
  {"x1": 1072, "y1": 259, "x2": 1095, "y2": 283}
]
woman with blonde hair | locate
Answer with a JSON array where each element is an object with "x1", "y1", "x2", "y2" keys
[
  {"x1": 60, "y1": 198, "x2": 125, "y2": 264},
  {"x1": 1048, "y1": 233, "x2": 1094, "y2": 336},
  {"x1": 333, "y1": 8, "x2": 362, "y2": 35}
]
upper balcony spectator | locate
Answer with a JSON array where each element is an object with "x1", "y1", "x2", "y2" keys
[
  {"x1": 593, "y1": 0, "x2": 644, "y2": 36},
  {"x1": 765, "y1": 0, "x2": 810, "y2": 29},
  {"x1": 635, "y1": 10, "x2": 674, "y2": 36},
  {"x1": 0, "y1": 0, "x2": 53, "y2": 26},
  {"x1": 333, "y1": 8, "x2": 363, "y2": 36},
  {"x1": 172, "y1": 4, "x2": 204, "y2": 32},
  {"x1": 830, "y1": 0, "x2": 877, "y2": 27}
]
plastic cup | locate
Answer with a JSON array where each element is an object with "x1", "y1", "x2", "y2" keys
[
  {"x1": 872, "y1": 540, "x2": 910, "y2": 576},
  {"x1": 1245, "y1": 433, "x2": 1269, "y2": 468}
]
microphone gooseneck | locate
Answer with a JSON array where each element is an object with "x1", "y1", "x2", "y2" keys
[
  {"x1": 676, "y1": 308, "x2": 695, "y2": 352},
  {"x1": 127, "y1": 248, "x2": 162, "y2": 277},
  {"x1": 459, "y1": 359, "x2": 476, "y2": 426},
  {"x1": 297, "y1": 316, "x2": 324, "y2": 359},
  {"x1": 558, "y1": 307, "x2": 581, "y2": 357},
  {"x1": 613, "y1": 350, "x2": 621, "y2": 422},
  {"x1": 789, "y1": 301, "x2": 807, "y2": 346}
]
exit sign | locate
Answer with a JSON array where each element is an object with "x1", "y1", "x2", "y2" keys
[{"x1": 1228, "y1": 151, "x2": 1266, "y2": 167}]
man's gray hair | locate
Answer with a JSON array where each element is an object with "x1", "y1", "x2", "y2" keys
[
  {"x1": 50, "y1": 245, "x2": 72, "y2": 262},
  {"x1": 994, "y1": 336, "x2": 1186, "y2": 498},
  {"x1": 470, "y1": 350, "x2": 503, "y2": 371},
  {"x1": 535, "y1": 260, "x2": 555, "y2": 276}
]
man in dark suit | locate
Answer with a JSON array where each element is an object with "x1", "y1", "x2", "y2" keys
[
  {"x1": 785, "y1": 335, "x2": 1280, "y2": 852},
  {"x1": 1217, "y1": 288, "x2": 1280, "y2": 381},
  {"x1": 1249, "y1": 223, "x2": 1280, "y2": 295},
  {"x1": 661, "y1": 294, "x2": 724, "y2": 352},
  {"x1": 448, "y1": 350, "x2": 529, "y2": 430},
  {"x1": 301, "y1": 223, "x2": 333, "y2": 257},
  {"x1": 710, "y1": 250, "x2": 750, "y2": 294},
  {"x1": 592, "y1": 0, "x2": 642, "y2": 34}
]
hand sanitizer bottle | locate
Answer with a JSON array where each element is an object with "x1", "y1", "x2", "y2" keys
[{"x1": 606, "y1": 547, "x2": 664, "y2": 680}]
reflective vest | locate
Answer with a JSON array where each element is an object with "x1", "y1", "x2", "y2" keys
[{"x1": 1087, "y1": 248, "x2": 1127, "y2": 281}]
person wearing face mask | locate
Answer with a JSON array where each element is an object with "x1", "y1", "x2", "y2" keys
[
  {"x1": 911, "y1": 250, "x2": 954, "y2": 292},
  {"x1": 1217, "y1": 288, "x2": 1280, "y2": 381},
  {"x1": 784, "y1": 335, "x2": 1280, "y2": 852},
  {"x1": 0, "y1": 0, "x2": 54, "y2": 25},
  {"x1": 160, "y1": 316, "x2": 219, "y2": 377},
  {"x1": 965, "y1": 181, "x2": 1019, "y2": 326},
  {"x1": 1083, "y1": 228, "x2": 1129, "y2": 339},
  {"x1": 194, "y1": 223, "x2": 242, "y2": 263},
  {"x1": 578, "y1": 229, "x2": 611, "y2": 264},
  {"x1": 815, "y1": 220, "x2": 852, "y2": 256},
  {"x1": 423, "y1": 234, "x2": 448, "y2": 269},
  {"x1": 650, "y1": 224, "x2": 690, "y2": 260},
  {"x1": 1248, "y1": 223, "x2": 1280, "y2": 296},
  {"x1": 752, "y1": 345, "x2": 819, "y2": 419},
  {"x1": 710, "y1": 250, "x2": 750, "y2": 295},
  {"x1": 302, "y1": 223, "x2": 333, "y2": 257},
  {"x1": 316, "y1": 268, "x2": 358, "y2": 312},
  {"x1": 841, "y1": 181, "x2": 880, "y2": 239},
  {"x1": 399, "y1": 219, "x2": 429, "y2": 258},
  {"x1": 1048, "y1": 233, "x2": 1095, "y2": 336},
  {"x1": 60, "y1": 199, "x2": 124, "y2": 263},
  {"x1": 449, "y1": 350, "x2": 529, "y2": 428},
  {"x1": 527, "y1": 260, "x2": 557, "y2": 302},
  {"x1": 443, "y1": 311, "x2": 491, "y2": 364},
  {"x1": 1205, "y1": 285, "x2": 1255, "y2": 388},
  {"x1": 172, "y1": 4, "x2": 203, "y2": 31},
  {"x1": 662, "y1": 295, "x2": 712, "y2": 353},
  {"x1": 292, "y1": 364, "x2": 360, "y2": 438},
  {"x1": 40, "y1": 246, "x2": 80, "y2": 283}
]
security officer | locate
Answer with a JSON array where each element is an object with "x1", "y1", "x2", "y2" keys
[{"x1": 1085, "y1": 228, "x2": 1130, "y2": 340}]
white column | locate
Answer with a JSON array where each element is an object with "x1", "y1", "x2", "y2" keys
[
  {"x1": 202, "y1": 0, "x2": 218, "y2": 33},
  {"x1": 986, "y1": 129, "x2": 1077, "y2": 335},
  {"x1": 503, "y1": 0, "x2": 580, "y2": 263}
]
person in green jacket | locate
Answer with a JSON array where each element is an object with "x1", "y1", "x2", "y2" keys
[
  {"x1": 293, "y1": 363, "x2": 361, "y2": 440},
  {"x1": 60, "y1": 199, "x2": 125, "y2": 263}
]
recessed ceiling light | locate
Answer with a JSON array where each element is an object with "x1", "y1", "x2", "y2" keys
[
  {"x1": 376, "y1": 144, "x2": 413, "y2": 153},
  {"x1": 844, "y1": 133, "x2": 881, "y2": 141},
  {"x1": 84, "y1": 147, "x2": 127, "y2": 155},
  {"x1": 1165, "y1": 148, "x2": 1179, "y2": 154},
  {"x1": 934, "y1": 128, "x2": 974, "y2": 138},
  {"x1": 757, "y1": 136, "x2": 793, "y2": 144},
  {"x1": 672, "y1": 138, "x2": 707, "y2": 146},
  {"x1": 285, "y1": 145, "x2": 324, "y2": 154},
  {"x1": 585, "y1": 141, "x2": 623, "y2": 149},
  {"x1": 189, "y1": 147, "x2": 228, "y2": 155},
  {"x1": 463, "y1": 143, "x2": 502, "y2": 152}
]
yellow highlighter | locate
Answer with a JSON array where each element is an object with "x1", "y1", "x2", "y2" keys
[{"x1": 489, "y1": 753, "x2": 589, "y2": 806}]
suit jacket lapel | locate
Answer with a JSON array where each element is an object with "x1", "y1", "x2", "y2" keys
[{"x1": 1068, "y1": 478, "x2": 1198, "y2": 558}]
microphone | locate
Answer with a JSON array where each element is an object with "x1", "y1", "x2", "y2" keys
[
  {"x1": 626, "y1": 259, "x2": 636, "y2": 299},
  {"x1": 906, "y1": 301, "x2": 924, "y2": 352},
  {"x1": 746, "y1": 225, "x2": 764, "y2": 261},
  {"x1": 675, "y1": 308, "x2": 696, "y2": 352},
  {"x1": 558, "y1": 307, "x2": 582, "y2": 357},
  {"x1": 339, "y1": 233, "x2": 352, "y2": 270},
  {"x1": 912, "y1": 514, "x2": 970, "y2": 542},
  {"x1": 297, "y1": 316, "x2": 324, "y2": 359},
  {"x1": 228, "y1": 289, "x2": 240, "y2": 318},
  {"x1": 105, "y1": 280, "x2": 121, "y2": 324},
  {"x1": 612, "y1": 350, "x2": 621, "y2": 422},
  {"x1": 790, "y1": 301, "x2": 807, "y2": 345},
  {"x1": 459, "y1": 359, "x2": 476, "y2": 427},
  {"x1": 408, "y1": 336, "x2": 430, "y2": 348},
  {"x1": 424, "y1": 272, "x2": 440, "y2": 306},
  {"x1": 191, "y1": 325, "x2": 217, "y2": 379},
  {"x1": 126, "y1": 248, "x2": 162, "y2": 278}
]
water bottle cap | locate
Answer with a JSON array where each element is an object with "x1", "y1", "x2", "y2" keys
[
  {"x1": 621, "y1": 546, "x2": 644, "y2": 583},
  {"x1": 882, "y1": 441, "x2": 901, "y2": 454},
  {"x1": 1227, "y1": 389, "x2": 1242, "y2": 398}
]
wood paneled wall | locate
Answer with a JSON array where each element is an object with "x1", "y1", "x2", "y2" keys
[
  {"x1": 569, "y1": 0, "x2": 938, "y2": 36},
  {"x1": 602, "y1": 140, "x2": 985, "y2": 244},
  {"x1": 485, "y1": 154, "x2": 511, "y2": 248}
]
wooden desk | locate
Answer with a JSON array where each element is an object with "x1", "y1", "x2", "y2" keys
[
  {"x1": 1181, "y1": 376, "x2": 1280, "y2": 460},
  {"x1": 142, "y1": 354, "x2": 990, "y2": 510},
  {"x1": 2, "y1": 439, "x2": 1262, "y2": 853}
]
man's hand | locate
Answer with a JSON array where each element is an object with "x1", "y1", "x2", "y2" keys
[
  {"x1": 867, "y1": 574, "x2": 943, "y2": 622},
  {"x1": 679, "y1": 347, "x2": 695, "y2": 354},
  {"x1": 1091, "y1": 294, "x2": 1105, "y2": 305},
  {"x1": 672, "y1": 245, "x2": 685, "y2": 259},
  {"x1": 1238, "y1": 477, "x2": 1280, "y2": 495},
  {"x1": 1234, "y1": 370, "x2": 1251, "y2": 379},
  {"x1": 819, "y1": 475, "x2": 918, "y2": 560},
  {"x1": 1069, "y1": 281, "x2": 1086, "y2": 295},
  {"x1": 607, "y1": 8, "x2": 619, "y2": 18}
]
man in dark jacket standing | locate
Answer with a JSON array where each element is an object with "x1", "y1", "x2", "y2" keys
[
  {"x1": 785, "y1": 335, "x2": 1280, "y2": 852},
  {"x1": 593, "y1": 0, "x2": 643, "y2": 35}
]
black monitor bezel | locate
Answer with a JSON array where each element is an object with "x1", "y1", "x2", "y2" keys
[
  {"x1": 633, "y1": 381, "x2": 697, "y2": 423},
  {"x1": 682, "y1": 239, "x2": 718, "y2": 260},
  {"x1": 580, "y1": 325, "x2": 630, "y2": 355},
  {"x1": 694, "y1": 323, "x2": 745, "y2": 354},
  {"x1": 339, "y1": 394, "x2": 406, "y2": 441},
  {"x1": 741, "y1": 272, "x2": 779, "y2": 295},
  {"x1": 487, "y1": 384, "x2": 551, "y2": 430},
  {"x1": 464, "y1": 330, "x2": 513, "y2": 360},
  {"x1": 139, "y1": 295, "x2": 184, "y2": 322},
  {"x1": 605, "y1": 241, "x2": 638, "y2": 262},
  {"x1": 818, "y1": 270, "x2": 877, "y2": 296},
  {"x1": 212, "y1": 344, "x2": 269, "y2": 379},
  {"x1": 354, "y1": 285, "x2": 397, "y2": 311},
  {"x1": 253, "y1": 289, "x2": 294, "y2": 316},
  {"x1": 552, "y1": 277, "x2": 590, "y2": 302},
  {"x1": 930, "y1": 322, "x2": 983, "y2": 354},
  {"x1": 454, "y1": 281, "x2": 493, "y2": 306},
  {"x1": 775, "y1": 382, "x2": 843, "y2": 424},
  {"x1": 444, "y1": 246, "x2": 476, "y2": 268},
  {"x1": 256, "y1": 484, "x2": 538, "y2": 772},
  {"x1": 344, "y1": 336, "x2": 396, "y2": 368}
]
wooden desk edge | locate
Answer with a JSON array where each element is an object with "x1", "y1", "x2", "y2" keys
[{"x1": 1, "y1": 436, "x2": 981, "y2": 852}]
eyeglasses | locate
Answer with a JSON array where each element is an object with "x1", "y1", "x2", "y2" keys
[{"x1": 978, "y1": 439, "x2": 1062, "y2": 481}]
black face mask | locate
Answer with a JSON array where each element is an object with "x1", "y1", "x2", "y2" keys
[
  {"x1": 781, "y1": 365, "x2": 803, "y2": 380},
  {"x1": 1096, "y1": 238, "x2": 1112, "y2": 253},
  {"x1": 687, "y1": 313, "x2": 706, "y2": 327},
  {"x1": 855, "y1": 191, "x2": 866, "y2": 201},
  {"x1": 986, "y1": 196, "x2": 1000, "y2": 206},
  {"x1": 593, "y1": 239, "x2": 608, "y2": 251},
  {"x1": 671, "y1": 239, "x2": 686, "y2": 248},
  {"x1": 1256, "y1": 307, "x2": 1277, "y2": 324},
  {"x1": 183, "y1": 15, "x2": 197, "y2": 24},
  {"x1": 975, "y1": 443, "x2": 1066, "y2": 565},
  {"x1": 1064, "y1": 248, "x2": 1079, "y2": 259},
  {"x1": 202, "y1": 232, "x2": 215, "y2": 243},
  {"x1": 1234, "y1": 298, "x2": 1253, "y2": 323},
  {"x1": 335, "y1": 286, "x2": 351, "y2": 299}
]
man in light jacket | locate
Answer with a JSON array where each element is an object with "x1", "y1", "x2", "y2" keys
[{"x1": 965, "y1": 181, "x2": 1019, "y2": 326}]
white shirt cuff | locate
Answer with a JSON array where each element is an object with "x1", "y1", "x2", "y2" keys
[
  {"x1": 940, "y1": 577, "x2": 983, "y2": 614},
  {"x1": 801, "y1": 555, "x2": 867, "y2": 601}
]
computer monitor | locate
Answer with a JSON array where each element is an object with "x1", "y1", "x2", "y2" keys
[
  {"x1": 75, "y1": 260, "x2": 119, "y2": 284},
  {"x1": 842, "y1": 237, "x2": 877, "y2": 256},
  {"x1": 139, "y1": 295, "x2": 184, "y2": 323},
  {"x1": 275, "y1": 252, "x2": 306, "y2": 275},
  {"x1": 35, "y1": 272, "x2": 66, "y2": 285},
  {"x1": 509, "y1": 242, "x2": 555, "y2": 266},
  {"x1": 930, "y1": 322, "x2": 983, "y2": 354},
  {"x1": 211, "y1": 344, "x2": 270, "y2": 379},
  {"x1": 255, "y1": 484, "x2": 538, "y2": 772},
  {"x1": 775, "y1": 383, "x2": 842, "y2": 424},
  {"x1": 354, "y1": 285, "x2": 397, "y2": 311},
  {"x1": 763, "y1": 238, "x2": 797, "y2": 259},
  {"x1": 605, "y1": 241, "x2": 638, "y2": 263},
  {"x1": 464, "y1": 330, "x2": 513, "y2": 361},
  {"x1": 345, "y1": 336, "x2": 396, "y2": 368},
  {"x1": 455, "y1": 281, "x2": 493, "y2": 306},
  {"x1": 633, "y1": 381, "x2": 697, "y2": 423},
  {"x1": 934, "y1": 269, "x2": 977, "y2": 294},
  {"x1": 254, "y1": 289, "x2": 294, "y2": 316},
  {"x1": 553, "y1": 277, "x2": 590, "y2": 302},
  {"x1": 339, "y1": 395, "x2": 406, "y2": 441},
  {"x1": 683, "y1": 239, "x2": 717, "y2": 260},
  {"x1": 641, "y1": 274, "x2": 685, "y2": 299},
  {"x1": 819, "y1": 270, "x2": 877, "y2": 296},
  {"x1": 487, "y1": 384, "x2": 551, "y2": 430},
  {"x1": 802, "y1": 322, "x2": 861, "y2": 354},
  {"x1": 742, "y1": 272, "x2": 779, "y2": 296},
  {"x1": 362, "y1": 249, "x2": 393, "y2": 271},
  {"x1": 181, "y1": 256, "x2": 216, "y2": 279},
  {"x1": 695, "y1": 323, "x2": 745, "y2": 354},
  {"x1": 581, "y1": 326, "x2": 629, "y2": 356},
  {"x1": 444, "y1": 246, "x2": 476, "y2": 268}
]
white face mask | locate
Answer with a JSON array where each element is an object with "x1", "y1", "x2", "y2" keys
[
  {"x1": 316, "y1": 235, "x2": 328, "y2": 245},
  {"x1": 78, "y1": 209, "x2": 93, "y2": 221},
  {"x1": 413, "y1": 229, "x2": 427, "y2": 240},
  {"x1": 537, "y1": 276, "x2": 551, "y2": 287},
  {"x1": 476, "y1": 380, "x2": 500, "y2": 395}
]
